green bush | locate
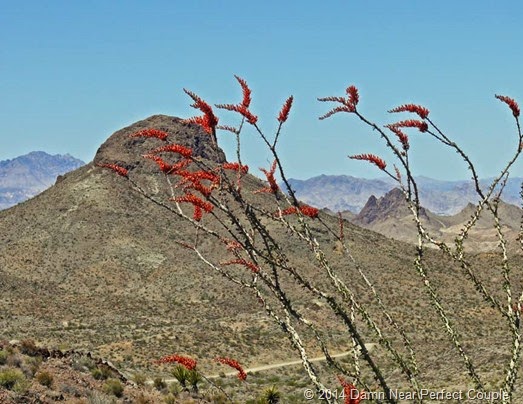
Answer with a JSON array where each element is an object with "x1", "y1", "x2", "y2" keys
[
  {"x1": 132, "y1": 372, "x2": 147, "y2": 386},
  {"x1": 36, "y1": 370, "x2": 54, "y2": 387},
  {"x1": 103, "y1": 378, "x2": 124, "y2": 397},
  {"x1": 0, "y1": 368, "x2": 26, "y2": 390},
  {"x1": 19, "y1": 339, "x2": 40, "y2": 356},
  {"x1": 0, "y1": 350, "x2": 8, "y2": 365},
  {"x1": 91, "y1": 366, "x2": 113, "y2": 380},
  {"x1": 153, "y1": 376, "x2": 166, "y2": 390}
]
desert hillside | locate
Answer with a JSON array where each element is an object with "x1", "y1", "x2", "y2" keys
[{"x1": 1, "y1": 115, "x2": 522, "y2": 401}]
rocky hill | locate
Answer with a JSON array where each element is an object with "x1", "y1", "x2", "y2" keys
[
  {"x1": 349, "y1": 187, "x2": 522, "y2": 252},
  {"x1": 1, "y1": 115, "x2": 522, "y2": 398},
  {"x1": 0, "y1": 151, "x2": 84, "y2": 210}
]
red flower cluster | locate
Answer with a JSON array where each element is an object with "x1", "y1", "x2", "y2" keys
[
  {"x1": 176, "y1": 170, "x2": 220, "y2": 197},
  {"x1": 215, "y1": 357, "x2": 247, "y2": 381},
  {"x1": 183, "y1": 89, "x2": 219, "y2": 135},
  {"x1": 388, "y1": 119, "x2": 428, "y2": 133},
  {"x1": 276, "y1": 205, "x2": 319, "y2": 219},
  {"x1": 388, "y1": 104, "x2": 430, "y2": 119},
  {"x1": 143, "y1": 154, "x2": 190, "y2": 174},
  {"x1": 173, "y1": 193, "x2": 214, "y2": 221},
  {"x1": 217, "y1": 125, "x2": 240, "y2": 135},
  {"x1": 278, "y1": 96, "x2": 294, "y2": 123},
  {"x1": 156, "y1": 354, "x2": 197, "y2": 370},
  {"x1": 221, "y1": 238, "x2": 243, "y2": 252},
  {"x1": 216, "y1": 103, "x2": 258, "y2": 125},
  {"x1": 221, "y1": 258, "x2": 260, "y2": 273},
  {"x1": 495, "y1": 94, "x2": 520, "y2": 118},
  {"x1": 385, "y1": 125, "x2": 410, "y2": 150},
  {"x1": 97, "y1": 163, "x2": 129, "y2": 177},
  {"x1": 216, "y1": 76, "x2": 258, "y2": 124},
  {"x1": 235, "y1": 75, "x2": 252, "y2": 109},
  {"x1": 346, "y1": 85, "x2": 359, "y2": 106},
  {"x1": 254, "y1": 160, "x2": 279, "y2": 195},
  {"x1": 318, "y1": 85, "x2": 359, "y2": 120},
  {"x1": 129, "y1": 128, "x2": 169, "y2": 141},
  {"x1": 338, "y1": 376, "x2": 361, "y2": 404},
  {"x1": 349, "y1": 154, "x2": 387, "y2": 170},
  {"x1": 221, "y1": 162, "x2": 249, "y2": 174},
  {"x1": 150, "y1": 143, "x2": 193, "y2": 159}
]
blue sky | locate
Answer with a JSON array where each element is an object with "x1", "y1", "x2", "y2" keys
[{"x1": 1, "y1": 1, "x2": 522, "y2": 180}]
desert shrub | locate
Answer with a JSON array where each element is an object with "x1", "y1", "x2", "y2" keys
[
  {"x1": 132, "y1": 372, "x2": 147, "y2": 386},
  {"x1": 260, "y1": 385, "x2": 281, "y2": 403},
  {"x1": 103, "y1": 378, "x2": 124, "y2": 397},
  {"x1": 0, "y1": 349, "x2": 8, "y2": 365},
  {"x1": 36, "y1": 370, "x2": 54, "y2": 387},
  {"x1": 91, "y1": 366, "x2": 112, "y2": 380},
  {"x1": 87, "y1": 391, "x2": 117, "y2": 404},
  {"x1": 24, "y1": 355, "x2": 42, "y2": 377},
  {"x1": 163, "y1": 394, "x2": 177, "y2": 404},
  {"x1": 171, "y1": 365, "x2": 189, "y2": 390},
  {"x1": 19, "y1": 339, "x2": 39, "y2": 356},
  {"x1": 72, "y1": 355, "x2": 97, "y2": 372},
  {"x1": 0, "y1": 368, "x2": 26, "y2": 390},
  {"x1": 153, "y1": 376, "x2": 166, "y2": 390}
]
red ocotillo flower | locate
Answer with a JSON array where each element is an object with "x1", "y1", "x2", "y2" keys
[
  {"x1": 215, "y1": 357, "x2": 247, "y2": 381},
  {"x1": 318, "y1": 85, "x2": 359, "y2": 119},
  {"x1": 216, "y1": 76, "x2": 258, "y2": 124},
  {"x1": 278, "y1": 96, "x2": 294, "y2": 123},
  {"x1": 129, "y1": 128, "x2": 169, "y2": 141},
  {"x1": 217, "y1": 125, "x2": 240, "y2": 135},
  {"x1": 388, "y1": 104, "x2": 430, "y2": 119},
  {"x1": 276, "y1": 205, "x2": 319, "y2": 219},
  {"x1": 385, "y1": 125, "x2": 410, "y2": 151},
  {"x1": 193, "y1": 205, "x2": 203, "y2": 221},
  {"x1": 221, "y1": 162, "x2": 249, "y2": 174},
  {"x1": 221, "y1": 238, "x2": 243, "y2": 252},
  {"x1": 349, "y1": 154, "x2": 387, "y2": 170},
  {"x1": 254, "y1": 160, "x2": 279, "y2": 194},
  {"x1": 149, "y1": 144, "x2": 193, "y2": 159},
  {"x1": 143, "y1": 154, "x2": 190, "y2": 174},
  {"x1": 97, "y1": 163, "x2": 128, "y2": 177},
  {"x1": 235, "y1": 75, "x2": 252, "y2": 109},
  {"x1": 172, "y1": 193, "x2": 214, "y2": 213},
  {"x1": 346, "y1": 85, "x2": 359, "y2": 107},
  {"x1": 216, "y1": 103, "x2": 258, "y2": 125},
  {"x1": 183, "y1": 89, "x2": 219, "y2": 135},
  {"x1": 221, "y1": 259, "x2": 259, "y2": 273},
  {"x1": 495, "y1": 94, "x2": 520, "y2": 118},
  {"x1": 337, "y1": 376, "x2": 361, "y2": 404},
  {"x1": 389, "y1": 119, "x2": 428, "y2": 133},
  {"x1": 156, "y1": 354, "x2": 197, "y2": 370}
]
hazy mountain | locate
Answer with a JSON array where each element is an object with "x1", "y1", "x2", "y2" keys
[
  {"x1": 288, "y1": 174, "x2": 522, "y2": 215},
  {"x1": 0, "y1": 151, "x2": 84, "y2": 210}
]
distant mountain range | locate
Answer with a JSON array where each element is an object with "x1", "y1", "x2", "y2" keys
[
  {"x1": 0, "y1": 151, "x2": 85, "y2": 210},
  {"x1": 288, "y1": 174, "x2": 522, "y2": 215},
  {"x1": 343, "y1": 187, "x2": 522, "y2": 252}
]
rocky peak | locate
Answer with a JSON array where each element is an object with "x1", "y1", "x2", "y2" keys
[{"x1": 93, "y1": 115, "x2": 226, "y2": 173}]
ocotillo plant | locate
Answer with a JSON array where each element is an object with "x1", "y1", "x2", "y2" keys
[{"x1": 100, "y1": 76, "x2": 522, "y2": 404}]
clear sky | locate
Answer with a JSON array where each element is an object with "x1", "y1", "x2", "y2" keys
[{"x1": 2, "y1": 1, "x2": 523, "y2": 180}]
